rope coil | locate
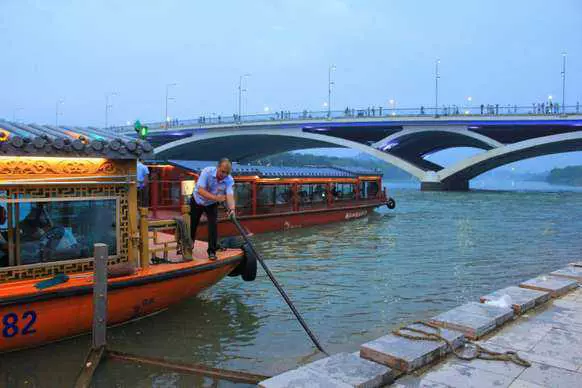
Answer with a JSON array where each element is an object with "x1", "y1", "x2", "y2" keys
[{"x1": 392, "y1": 321, "x2": 531, "y2": 368}]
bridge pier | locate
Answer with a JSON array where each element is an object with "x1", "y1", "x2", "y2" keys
[
  {"x1": 420, "y1": 180, "x2": 469, "y2": 191},
  {"x1": 420, "y1": 172, "x2": 469, "y2": 191}
]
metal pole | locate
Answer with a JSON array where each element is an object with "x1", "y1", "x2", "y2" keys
[
  {"x1": 165, "y1": 84, "x2": 169, "y2": 125},
  {"x1": 328, "y1": 66, "x2": 331, "y2": 118},
  {"x1": 435, "y1": 59, "x2": 440, "y2": 117},
  {"x1": 105, "y1": 95, "x2": 109, "y2": 129},
  {"x1": 92, "y1": 243, "x2": 108, "y2": 349},
  {"x1": 238, "y1": 75, "x2": 242, "y2": 123},
  {"x1": 224, "y1": 207, "x2": 328, "y2": 355},
  {"x1": 327, "y1": 65, "x2": 335, "y2": 119},
  {"x1": 561, "y1": 52, "x2": 566, "y2": 115}
]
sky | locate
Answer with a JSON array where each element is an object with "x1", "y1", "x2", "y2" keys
[{"x1": 1, "y1": 0, "x2": 582, "y2": 172}]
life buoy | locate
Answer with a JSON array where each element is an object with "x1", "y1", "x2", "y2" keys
[{"x1": 387, "y1": 197, "x2": 396, "y2": 209}]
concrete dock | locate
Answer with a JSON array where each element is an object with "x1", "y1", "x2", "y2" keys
[{"x1": 260, "y1": 263, "x2": 582, "y2": 387}]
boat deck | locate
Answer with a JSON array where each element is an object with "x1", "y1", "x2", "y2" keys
[{"x1": 0, "y1": 240, "x2": 241, "y2": 304}]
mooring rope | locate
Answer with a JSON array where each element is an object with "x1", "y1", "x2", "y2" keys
[{"x1": 392, "y1": 321, "x2": 531, "y2": 367}]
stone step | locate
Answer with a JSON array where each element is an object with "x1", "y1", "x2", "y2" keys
[
  {"x1": 550, "y1": 266, "x2": 582, "y2": 283},
  {"x1": 429, "y1": 302, "x2": 514, "y2": 340},
  {"x1": 480, "y1": 286, "x2": 551, "y2": 315},
  {"x1": 259, "y1": 352, "x2": 394, "y2": 388},
  {"x1": 360, "y1": 325, "x2": 464, "y2": 373},
  {"x1": 519, "y1": 275, "x2": 578, "y2": 297}
]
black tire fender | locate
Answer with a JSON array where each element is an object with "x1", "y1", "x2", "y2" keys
[
  {"x1": 241, "y1": 243, "x2": 257, "y2": 281},
  {"x1": 387, "y1": 197, "x2": 396, "y2": 209}
]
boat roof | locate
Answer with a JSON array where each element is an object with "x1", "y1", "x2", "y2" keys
[
  {"x1": 155, "y1": 160, "x2": 383, "y2": 178},
  {"x1": 0, "y1": 120, "x2": 153, "y2": 159}
]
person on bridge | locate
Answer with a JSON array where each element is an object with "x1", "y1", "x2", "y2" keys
[{"x1": 190, "y1": 158, "x2": 236, "y2": 260}]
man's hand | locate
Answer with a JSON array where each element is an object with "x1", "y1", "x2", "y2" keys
[
  {"x1": 226, "y1": 207, "x2": 236, "y2": 219},
  {"x1": 215, "y1": 194, "x2": 226, "y2": 202}
]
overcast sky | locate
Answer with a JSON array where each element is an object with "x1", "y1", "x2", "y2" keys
[{"x1": 1, "y1": 0, "x2": 581, "y2": 171}]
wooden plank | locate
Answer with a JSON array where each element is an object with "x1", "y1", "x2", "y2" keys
[
  {"x1": 107, "y1": 350, "x2": 269, "y2": 384},
  {"x1": 73, "y1": 346, "x2": 106, "y2": 388}
]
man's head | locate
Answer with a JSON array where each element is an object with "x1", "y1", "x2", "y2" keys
[{"x1": 216, "y1": 158, "x2": 232, "y2": 181}]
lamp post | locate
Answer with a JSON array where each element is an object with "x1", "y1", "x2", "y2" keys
[
  {"x1": 327, "y1": 64, "x2": 336, "y2": 118},
  {"x1": 12, "y1": 108, "x2": 23, "y2": 122},
  {"x1": 561, "y1": 52, "x2": 566, "y2": 114},
  {"x1": 238, "y1": 74, "x2": 251, "y2": 123},
  {"x1": 55, "y1": 99, "x2": 64, "y2": 126},
  {"x1": 434, "y1": 59, "x2": 440, "y2": 117},
  {"x1": 165, "y1": 83, "x2": 177, "y2": 127},
  {"x1": 105, "y1": 92, "x2": 118, "y2": 129}
]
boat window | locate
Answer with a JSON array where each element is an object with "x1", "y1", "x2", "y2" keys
[
  {"x1": 331, "y1": 183, "x2": 355, "y2": 200},
  {"x1": 0, "y1": 199, "x2": 118, "y2": 267},
  {"x1": 234, "y1": 183, "x2": 252, "y2": 210},
  {"x1": 300, "y1": 184, "x2": 326, "y2": 204},
  {"x1": 257, "y1": 184, "x2": 292, "y2": 207},
  {"x1": 360, "y1": 181, "x2": 379, "y2": 199}
]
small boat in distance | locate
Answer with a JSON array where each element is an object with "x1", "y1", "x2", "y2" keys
[{"x1": 146, "y1": 160, "x2": 396, "y2": 240}]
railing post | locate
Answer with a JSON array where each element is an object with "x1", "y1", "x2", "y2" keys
[
  {"x1": 181, "y1": 205, "x2": 193, "y2": 260},
  {"x1": 92, "y1": 243, "x2": 108, "y2": 349},
  {"x1": 139, "y1": 207, "x2": 150, "y2": 269}
]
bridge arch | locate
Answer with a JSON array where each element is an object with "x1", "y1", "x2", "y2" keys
[
  {"x1": 436, "y1": 131, "x2": 582, "y2": 186},
  {"x1": 154, "y1": 128, "x2": 427, "y2": 180},
  {"x1": 374, "y1": 126, "x2": 503, "y2": 155}
]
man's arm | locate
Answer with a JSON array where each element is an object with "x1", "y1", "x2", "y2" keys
[
  {"x1": 198, "y1": 186, "x2": 225, "y2": 202},
  {"x1": 225, "y1": 179, "x2": 236, "y2": 215}
]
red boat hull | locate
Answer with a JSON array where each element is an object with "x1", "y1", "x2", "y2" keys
[
  {"x1": 0, "y1": 248, "x2": 242, "y2": 353},
  {"x1": 194, "y1": 202, "x2": 382, "y2": 240}
]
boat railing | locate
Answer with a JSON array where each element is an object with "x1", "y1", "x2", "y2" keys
[{"x1": 138, "y1": 205, "x2": 193, "y2": 268}]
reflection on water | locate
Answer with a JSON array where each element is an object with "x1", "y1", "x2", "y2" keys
[{"x1": 1, "y1": 183, "x2": 582, "y2": 387}]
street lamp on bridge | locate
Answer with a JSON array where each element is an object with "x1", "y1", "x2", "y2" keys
[
  {"x1": 434, "y1": 59, "x2": 440, "y2": 117},
  {"x1": 561, "y1": 52, "x2": 567, "y2": 115},
  {"x1": 238, "y1": 73, "x2": 251, "y2": 123},
  {"x1": 327, "y1": 64, "x2": 336, "y2": 118},
  {"x1": 12, "y1": 108, "x2": 23, "y2": 123},
  {"x1": 55, "y1": 99, "x2": 64, "y2": 127},
  {"x1": 165, "y1": 83, "x2": 177, "y2": 127},
  {"x1": 105, "y1": 92, "x2": 118, "y2": 129}
]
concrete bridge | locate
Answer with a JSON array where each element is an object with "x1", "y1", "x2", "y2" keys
[{"x1": 123, "y1": 114, "x2": 582, "y2": 190}]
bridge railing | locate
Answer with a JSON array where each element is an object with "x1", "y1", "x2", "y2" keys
[{"x1": 112, "y1": 104, "x2": 582, "y2": 133}]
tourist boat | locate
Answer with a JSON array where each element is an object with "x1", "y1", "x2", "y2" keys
[
  {"x1": 146, "y1": 160, "x2": 396, "y2": 240},
  {"x1": 0, "y1": 122, "x2": 254, "y2": 353}
]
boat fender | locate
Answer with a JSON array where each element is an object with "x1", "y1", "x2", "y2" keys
[
  {"x1": 387, "y1": 197, "x2": 396, "y2": 209},
  {"x1": 241, "y1": 243, "x2": 257, "y2": 282}
]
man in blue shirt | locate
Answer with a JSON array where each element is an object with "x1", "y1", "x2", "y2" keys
[{"x1": 190, "y1": 158, "x2": 236, "y2": 260}]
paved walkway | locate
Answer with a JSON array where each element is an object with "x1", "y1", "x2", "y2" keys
[{"x1": 391, "y1": 287, "x2": 582, "y2": 387}]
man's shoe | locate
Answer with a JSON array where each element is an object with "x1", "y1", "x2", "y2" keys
[{"x1": 208, "y1": 253, "x2": 218, "y2": 261}]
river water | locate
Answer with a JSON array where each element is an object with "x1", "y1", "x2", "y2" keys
[{"x1": 1, "y1": 182, "x2": 582, "y2": 387}]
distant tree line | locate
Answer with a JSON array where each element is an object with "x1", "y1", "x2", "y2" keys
[
  {"x1": 251, "y1": 152, "x2": 413, "y2": 180},
  {"x1": 546, "y1": 166, "x2": 582, "y2": 186}
]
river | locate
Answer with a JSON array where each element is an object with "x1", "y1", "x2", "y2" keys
[{"x1": 1, "y1": 181, "x2": 581, "y2": 387}]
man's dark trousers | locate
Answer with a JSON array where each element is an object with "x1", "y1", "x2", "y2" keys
[{"x1": 190, "y1": 200, "x2": 218, "y2": 255}]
